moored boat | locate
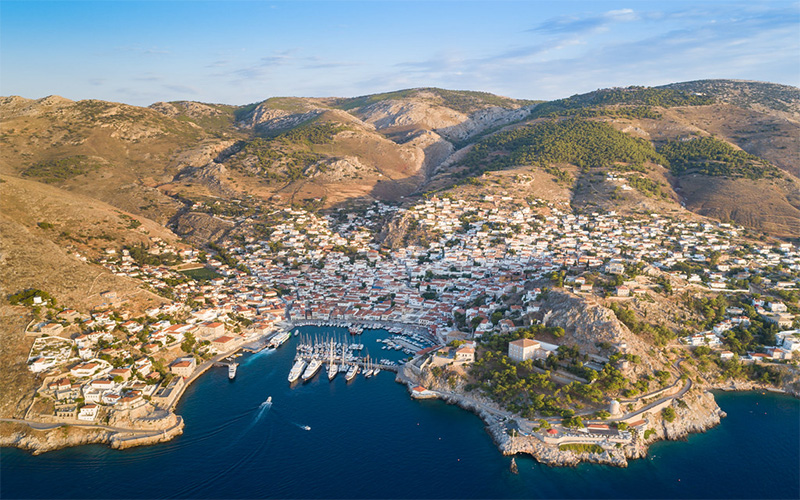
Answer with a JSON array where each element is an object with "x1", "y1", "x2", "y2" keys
[
  {"x1": 228, "y1": 362, "x2": 238, "y2": 380},
  {"x1": 288, "y1": 359, "x2": 306, "y2": 383},
  {"x1": 270, "y1": 331, "x2": 291, "y2": 348},
  {"x1": 345, "y1": 364, "x2": 359, "y2": 381},
  {"x1": 302, "y1": 358, "x2": 323, "y2": 381}
]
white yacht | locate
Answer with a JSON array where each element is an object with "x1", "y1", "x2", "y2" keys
[
  {"x1": 302, "y1": 358, "x2": 323, "y2": 381},
  {"x1": 288, "y1": 359, "x2": 306, "y2": 383},
  {"x1": 228, "y1": 362, "x2": 238, "y2": 380},
  {"x1": 345, "y1": 364, "x2": 359, "y2": 382}
]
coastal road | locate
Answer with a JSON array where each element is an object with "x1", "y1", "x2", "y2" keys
[
  {"x1": 162, "y1": 349, "x2": 239, "y2": 410},
  {"x1": 614, "y1": 371, "x2": 692, "y2": 422},
  {"x1": 0, "y1": 416, "x2": 183, "y2": 436}
]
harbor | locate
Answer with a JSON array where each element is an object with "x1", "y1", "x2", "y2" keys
[
  {"x1": 286, "y1": 328, "x2": 427, "y2": 383},
  {"x1": 213, "y1": 322, "x2": 434, "y2": 386},
  {"x1": 4, "y1": 328, "x2": 797, "y2": 500}
]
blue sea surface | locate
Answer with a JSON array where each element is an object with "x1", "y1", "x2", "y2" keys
[{"x1": 2, "y1": 327, "x2": 798, "y2": 499}]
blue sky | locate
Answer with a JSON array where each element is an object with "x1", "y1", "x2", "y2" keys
[{"x1": 1, "y1": 1, "x2": 798, "y2": 106}]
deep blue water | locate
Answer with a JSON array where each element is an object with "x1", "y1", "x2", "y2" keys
[{"x1": 2, "y1": 327, "x2": 798, "y2": 499}]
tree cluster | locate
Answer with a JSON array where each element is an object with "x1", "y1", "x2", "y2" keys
[
  {"x1": 459, "y1": 118, "x2": 665, "y2": 178},
  {"x1": 658, "y1": 136, "x2": 781, "y2": 180}
]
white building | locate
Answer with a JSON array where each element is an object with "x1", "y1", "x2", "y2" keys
[{"x1": 508, "y1": 338, "x2": 540, "y2": 362}]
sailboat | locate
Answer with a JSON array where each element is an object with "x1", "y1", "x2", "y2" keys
[
  {"x1": 363, "y1": 355, "x2": 373, "y2": 378},
  {"x1": 327, "y1": 339, "x2": 338, "y2": 381},
  {"x1": 339, "y1": 339, "x2": 348, "y2": 372}
]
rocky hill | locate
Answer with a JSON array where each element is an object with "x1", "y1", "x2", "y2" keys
[{"x1": 1, "y1": 81, "x2": 798, "y2": 250}]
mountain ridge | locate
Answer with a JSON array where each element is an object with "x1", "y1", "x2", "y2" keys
[{"x1": 1, "y1": 80, "x2": 798, "y2": 241}]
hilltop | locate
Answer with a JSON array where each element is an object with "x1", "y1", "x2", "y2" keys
[{"x1": 3, "y1": 81, "x2": 797, "y2": 245}]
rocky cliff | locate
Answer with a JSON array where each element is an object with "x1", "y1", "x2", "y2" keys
[{"x1": 0, "y1": 418, "x2": 184, "y2": 455}]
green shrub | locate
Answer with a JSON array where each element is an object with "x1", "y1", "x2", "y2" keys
[
  {"x1": 559, "y1": 443, "x2": 604, "y2": 454},
  {"x1": 22, "y1": 155, "x2": 101, "y2": 183}
]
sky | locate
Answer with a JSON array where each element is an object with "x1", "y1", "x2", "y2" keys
[{"x1": 1, "y1": 1, "x2": 799, "y2": 106}]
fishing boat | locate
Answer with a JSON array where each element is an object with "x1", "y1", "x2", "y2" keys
[
  {"x1": 228, "y1": 362, "x2": 238, "y2": 380},
  {"x1": 288, "y1": 359, "x2": 306, "y2": 383},
  {"x1": 302, "y1": 358, "x2": 323, "y2": 381}
]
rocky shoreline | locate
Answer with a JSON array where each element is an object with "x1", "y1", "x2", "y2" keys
[
  {"x1": 1, "y1": 367, "x2": 791, "y2": 459},
  {"x1": 399, "y1": 375, "x2": 734, "y2": 468},
  {"x1": 0, "y1": 417, "x2": 184, "y2": 456}
]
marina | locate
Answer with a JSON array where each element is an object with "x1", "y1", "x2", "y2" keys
[
  {"x1": 213, "y1": 322, "x2": 427, "y2": 388},
  {"x1": 285, "y1": 326, "x2": 425, "y2": 384},
  {"x1": 2, "y1": 328, "x2": 797, "y2": 500}
]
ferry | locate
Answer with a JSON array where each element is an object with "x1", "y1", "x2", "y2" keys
[
  {"x1": 228, "y1": 362, "x2": 238, "y2": 380},
  {"x1": 288, "y1": 359, "x2": 306, "y2": 383},
  {"x1": 345, "y1": 364, "x2": 359, "y2": 382},
  {"x1": 270, "y1": 331, "x2": 291, "y2": 348},
  {"x1": 302, "y1": 358, "x2": 323, "y2": 381}
]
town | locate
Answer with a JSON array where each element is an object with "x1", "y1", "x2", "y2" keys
[{"x1": 15, "y1": 193, "x2": 800, "y2": 453}]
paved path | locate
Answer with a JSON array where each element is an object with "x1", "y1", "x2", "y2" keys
[
  {"x1": 612, "y1": 359, "x2": 692, "y2": 422},
  {"x1": 162, "y1": 350, "x2": 237, "y2": 409},
  {"x1": 0, "y1": 416, "x2": 183, "y2": 436}
]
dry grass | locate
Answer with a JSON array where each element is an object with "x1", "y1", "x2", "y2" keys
[{"x1": 675, "y1": 175, "x2": 800, "y2": 238}]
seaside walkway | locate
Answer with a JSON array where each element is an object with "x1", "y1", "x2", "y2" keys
[{"x1": 0, "y1": 416, "x2": 184, "y2": 436}]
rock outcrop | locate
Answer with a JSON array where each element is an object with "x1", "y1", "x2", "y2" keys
[{"x1": 0, "y1": 418, "x2": 184, "y2": 455}]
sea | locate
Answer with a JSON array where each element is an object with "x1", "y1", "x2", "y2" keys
[{"x1": 2, "y1": 326, "x2": 798, "y2": 499}]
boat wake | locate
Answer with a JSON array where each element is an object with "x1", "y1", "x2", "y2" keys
[
  {"x1": 255, "y1": 400, "x2": 272, "y2": 417},
  {"x1": 248, "y1": 398, "x2": 273, "y2": 427},
  {"x1": 244, "y1": 348, "x2": 275, "y2": 366}
]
